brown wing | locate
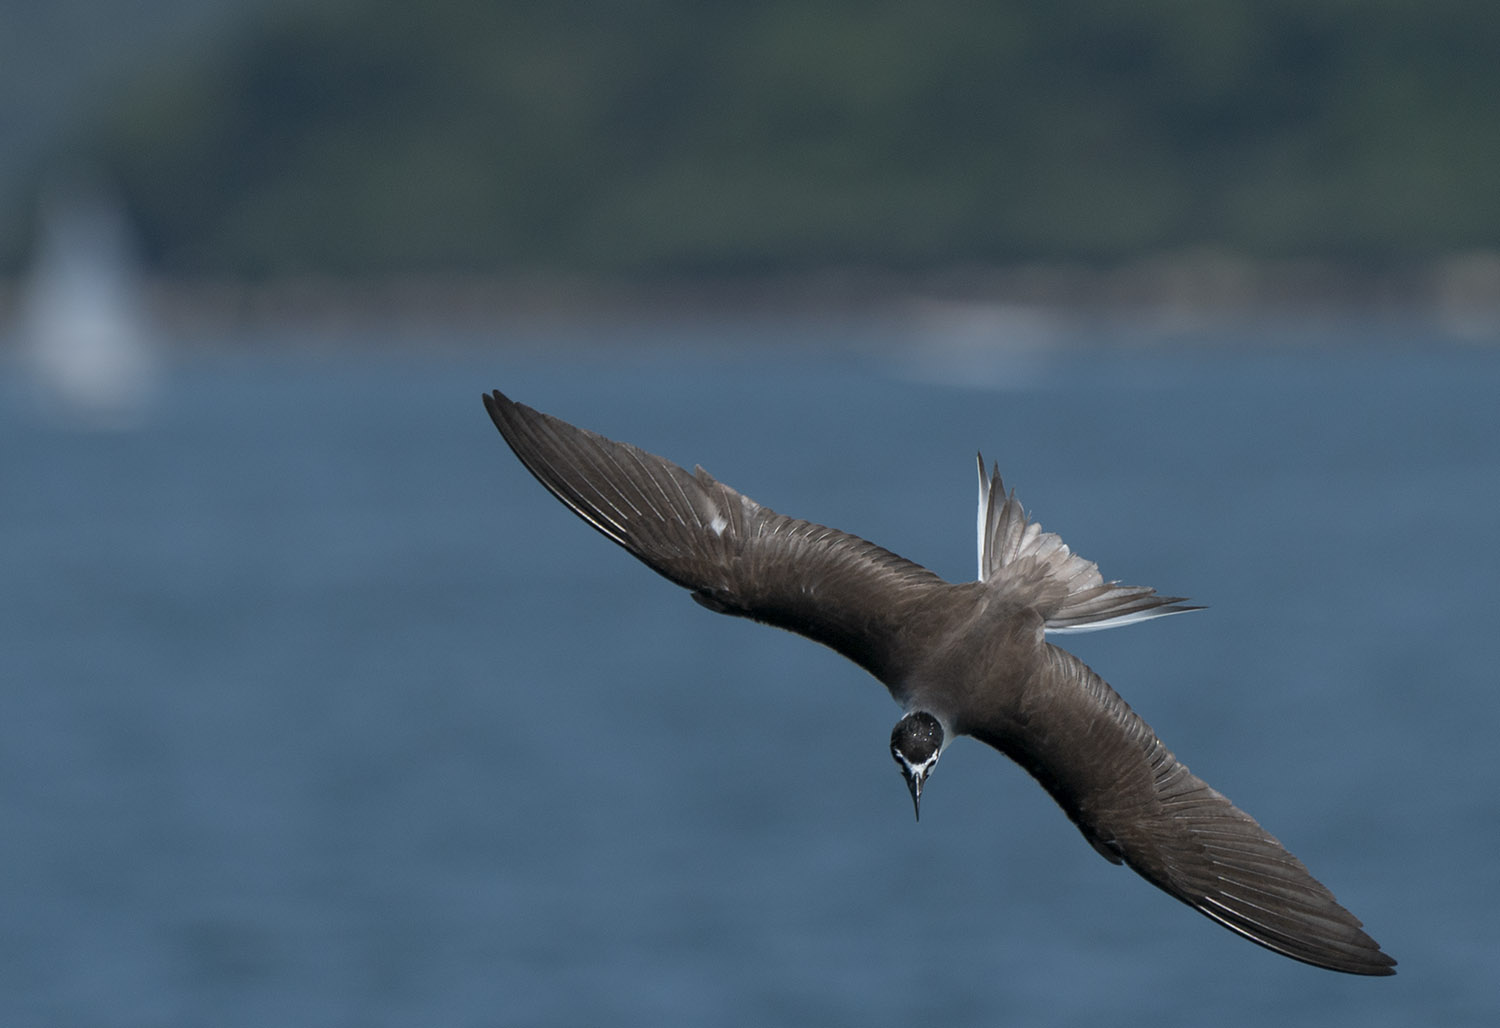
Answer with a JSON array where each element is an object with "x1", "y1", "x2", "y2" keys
[
  {"x1": 484, "y1": 390, "x2": 947, "y2": 680},
  {"x1": 971, "y1": 644, "x2": 1395, "y2": 975}
]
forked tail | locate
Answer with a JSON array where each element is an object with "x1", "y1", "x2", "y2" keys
[{"x1": 976, "y1": 455, "x2": 1201, "y2": 632}]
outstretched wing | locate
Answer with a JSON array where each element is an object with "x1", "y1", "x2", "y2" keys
[
  {"x1": 484, "y1": 390, "x2": 947, "y2": 680},
  {"x1": 971, "y1": 644, "x2": 1395, "y2": 975},
  {"x1": 976, "y1": 456, "x2": 1201, "y2": 632}
]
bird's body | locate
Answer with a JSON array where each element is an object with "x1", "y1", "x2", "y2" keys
[{"x1": 483, "y1": 389, "x2": 1395, "y2": 976}]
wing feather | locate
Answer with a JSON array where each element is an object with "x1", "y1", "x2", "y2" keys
[
  {"x1": 484, "y1": 390, "x2": 946, "y2": 679},
  {"x1": 971, "y1": 645, "x2": 1395, "y2": 976}
]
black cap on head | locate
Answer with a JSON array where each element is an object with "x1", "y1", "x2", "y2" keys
[
  {"x1": 890, "y1": 711, "x2": 944, "y2": 820},
  {"x1": 890, "y1": 711, "x2": 943, "y2": 763}
]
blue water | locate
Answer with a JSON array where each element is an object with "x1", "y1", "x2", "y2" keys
[{"x1": 2, "y1": 323, "x2": 1497, "y2": 1026}]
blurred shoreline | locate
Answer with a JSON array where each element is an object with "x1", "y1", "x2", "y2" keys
[{"x1": 6, "y1": 251, "x2": 1500, "y2": 347}]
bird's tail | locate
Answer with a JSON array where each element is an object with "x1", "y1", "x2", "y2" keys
[{"x1": 976, "y1": 454, "x2": 1202, "y2": 632}]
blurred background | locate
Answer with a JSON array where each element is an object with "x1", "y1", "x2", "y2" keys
[{"x1": 2, "y1": 2, "x2": 1497, "y2": 1026}]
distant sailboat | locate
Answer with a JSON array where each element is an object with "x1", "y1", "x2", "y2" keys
[{"x1": 19, "y1": 185, "x2": 158, "y2": 427}]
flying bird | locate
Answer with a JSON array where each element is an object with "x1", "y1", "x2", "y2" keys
[{"x1": 483, "y1": 389, "x2": 1394, "y2": 976}]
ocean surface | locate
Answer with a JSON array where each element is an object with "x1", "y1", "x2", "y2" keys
[{"x1": 2, "y1": 317, "x2": 1497, "y2": 1026}]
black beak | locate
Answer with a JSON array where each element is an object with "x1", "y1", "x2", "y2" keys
[{"x1": 904, "y1": 770, "x2": 923, "y2": 822}]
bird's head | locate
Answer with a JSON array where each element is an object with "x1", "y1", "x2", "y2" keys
[{"x1": 890, "y1": 710, "x2": 945, "y2": 821}]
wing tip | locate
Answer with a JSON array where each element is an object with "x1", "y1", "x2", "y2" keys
[
  {"x1": 483, "y1": 387, "x2": 519, "y2": 416},
  {"x1": 1199, "y1": 901, "x2": 1398, "y2": 976},
  {"x1": 482, "y1": 388, "x2": 510, "y2": 431}
]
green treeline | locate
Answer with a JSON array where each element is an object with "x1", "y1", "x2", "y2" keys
[{"x1": 35, "y1": 0, "x2": 1500, "y2": 276}]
